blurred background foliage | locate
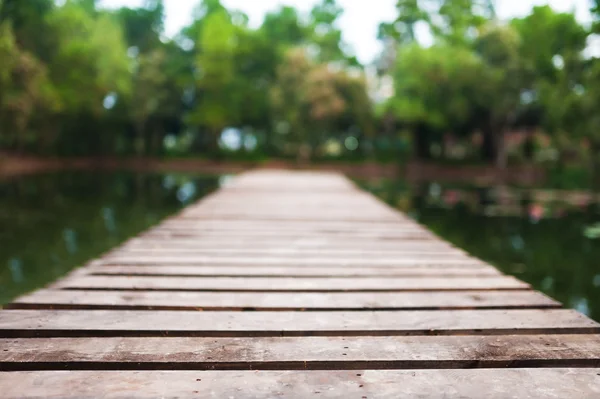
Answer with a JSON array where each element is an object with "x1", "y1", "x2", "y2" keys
[{"x1": 0, "y1": 0, "x2": 599, "y2": 170}]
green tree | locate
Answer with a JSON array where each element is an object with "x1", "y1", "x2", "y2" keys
[
  {"x1": 41, "y1": 1, "x2": 131, "y2": 154},
  {"x1": 130, "y1": 49, "x2": 169, "y2": 155},
  {"x1": 593, "y1": 0, "x2": 600, "y2": 32},
  {"x1": 391, "y1": 43, "x2": 482, "y2": 159},
  {"x1": 116, "y1": 0, "x2": 164, "y2": 54},
  {"x1": 271, "y1": 47, "x2": 372, "y2": 160},
  {"x1": 309, "y1": 0, "x2": 351, "y2": 63},
  {"x1": 378, "y1": 0, "x2": 428, "y2": 44},
  {"x1": 181, "y1": 0, "x2": 226, "y2": 48},
  {"x1": 433, "y1": 0, "x2": 489, "y2": 45},
  {"x1": 473, "y1": 23, "x2": 523, "y2": 168},
  {"x1": 0, "y1": 23, "x2": 56, "y2": 152},
  {"x1": 187, "y1": 9, "x2": 237, "y2": 155},
  {"x1": 0, "y1": 0, "x2": 55, "y2": 60},
  {"x1": 46, "y1": 4, "x2": 130, "y2": 115},
  {"x1": 512, "y1": 6, "x2": 588, "y2": 162},
  {"x1": 232, "y1": 27, "x2": 275, "y2": 136},
  {"x1": 270, "y1": 48, "x2": 312, "y2": 157},
  {"x1": 261, "y1": 6, "x2": 307, "y2": 51},
  {"x1": 562, "y1": 58, "x2": 600, "y2": 187}
]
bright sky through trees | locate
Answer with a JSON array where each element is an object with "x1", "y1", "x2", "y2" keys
[{"x1": 99, "y1": 0, "x2": 593, "y2": 63}]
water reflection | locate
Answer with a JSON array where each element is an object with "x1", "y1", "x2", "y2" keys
[
  {"x1": 359, "y1": 178, "x2": 600, "y2": 321},
  {"x1": 0, "y1": 171, "x2": 220, "y2": 304}
]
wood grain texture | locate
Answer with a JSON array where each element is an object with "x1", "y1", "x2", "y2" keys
[
  {"x1": 141, "y1": 230, "x2": 438, "y2": 240},
  {"x1": 10, "y1": 290, "x2": 559, "y2": 311},
  {"x1": 84, "y1": 265, "x2": 503, "y2": 277},
  {"x1": 0, "y1": 369, "x2": 599, "y2": 398},
  {"x1": 107, "y1": 248, "x2": 468, "y2": 257},
  {"x1": 2, "y1": 335, "x2": 599, "y2": 370},
  {"x1": 98, "y1": 256, "x2": 487, "y2": 267},
  {"x1": 119, "y1": 241, "x2": 459, "y2": 250},
  {"x1": 2, "y1": 170, "x2": 599, "y2": 397},
  {"x1": 52, "y1": 275, "x2": 529, "y2": 292},
  {"x1": 0, "y1": 309, "x2": 597, "y2": 337},
  {"x1": 110, "y1": 238, "x2": 466, "y2": 250}
]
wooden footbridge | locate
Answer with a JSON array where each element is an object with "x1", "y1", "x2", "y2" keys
[{"x1": 1, "y1": 170, "x2": 599, "y2": 398}]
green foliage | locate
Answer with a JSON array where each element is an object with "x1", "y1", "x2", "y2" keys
[
  {"x1": 0, "y1": 0, "x2": 374, "y2": 158},
  {"x1": 116, "y1": 0, "x2": 164, "y2": 53},
  {"x1": 378, "y1": 0, "x2": 428, "y2": 44},
  {"x1": 593, "y1": 0, "x2": 600, "y2": 33},
  {"x1": 1, "y1": 0, "x2": 599, "y2": 169},
  {"x1": 473, "y1": 23, "x2": 523, "y2": 132},
  {"x1": 187, "y1": 9, "x2": 237, "y2": 145},
  {"x1": 382, "y1": 0, "x2": 599, "y2": 170},
  {"x1": 0, "y1": 22, "x2": 55, "y2": 150},
  {"x1": 130, "y1": 49, "x2": 169, "y2": 154},
  {"x1": 46, "y1": 2, "x2": 131, "y2": 115},
  {"x1": 434, "y1": 0, "x2": 488, "y2": 45},
  {"x1": 393, "y1": 44, "x2": 481, "y2": 130},
  {"x1": 270, "y1": 47, "x2": 372, "y2": 159},
  {"x1": 308, "y1": 0, "x2": 348, "y2": 63},
  {"x1": 0, "y1": 0, "x2": 55, "y2": 60},
  {"x1": 512, "y1": 6, "x2": 589, "y2": 136}
]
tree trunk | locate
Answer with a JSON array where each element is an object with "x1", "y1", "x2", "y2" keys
[
  {"x1": 481, "y1": 125, "x2": 496, "y2": 163},
  {"x1": 150, "y1": 125, "x2": 163, "y2": 156},
  {"x1": 264, "y1": 128, "x2": 274, "y2": 156},
  {"x1": 523, "y1": 129, "x2": 535, "y2": 161},
  {"x1": 297, "y1": 143, "x2": 311, "y2": 166},
  {"x1": 208, "y1": 127, "x2": 222, "y2": 160},
  {"x1": 135, "y1": 121, "x2": 146, "y2": 157},
  {"x1": 494, "y1": 129, "x2": 507, "y2": 169},
  {"x1": 412, "y1": 125, "x2": 431, "y2": 160},
  {"x1": 383, "y1": 113, "x2": 395, "y2": 160},
  {"x1": 590, "y1": 143, "x2": 600, "y2": 192}
]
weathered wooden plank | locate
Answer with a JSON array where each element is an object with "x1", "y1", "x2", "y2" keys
[
  {"x1": 121, "y1": 240, "x2": 458, "y2": 250},
  {"x1": 1, "y1": 169, "x2": 598, "y2": 398},
  {"x1": 185, "y1": 210, "x2": 404, "y2": 217},
  {"x1": 142, "y1": 230, "x2": 437, "y2": 239},
  {"x1": 10, "y1": 290, "x2": 558, "y2": 311},
  {"x1": 189, "y1": 201, "x2": 396, "y2": 207},
  {"x1": 153, "y1": 225, "x2": 427, "y2": 233},
  {"x1": 1, "y1": 369, "x2": 599, "y2": 398},
  {"x1": 106, "y1": 252, "x2": 469, "y2": 260},
  {"x1": 146, "y1": 226, "x2": 432, "y2": 234},
  {"x1": 141, "y1": 234, "x2": 438, "y2": 243},
  {"x1": 107, "y1": 249, "x2": 468, "y2": 258},
  {"x1": 0, "y1": 309, "x2": 596, "y2": 337},
  {"x1": 2, "y1": 335, "x2": 599, "y2": 370},
  {"x1": 178, "y1": 218, "x2": 416, "y2": 223},
  {"x1": 85, "y1": 265, "x2": 502, "y2": 277},
  {"x1": 193, "y1": 201, "x2": 391, "y2": 208},
  {"x1": 120, "y1": 236, "x2": 452, "y2": 251},
  {"x1": 98, "y1": 256, "x2": 486, "y2": 267},
  {"x1": 158, "y1": 219, "x2": 422, "y2": 227},
  {"x1": 53, "y1": 275, "x2": 528, "y2": 292}
]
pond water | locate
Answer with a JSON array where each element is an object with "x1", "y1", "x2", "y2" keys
[
  {"x1": 0, "y1": 171, "x2": 221, "y2": 304},
  {"x1": 359, "y1": 178, "x2": 600, "y2": 322}
]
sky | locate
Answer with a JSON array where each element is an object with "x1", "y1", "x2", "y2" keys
[{"x1": 99, "y1": 0, "x2": 595, "y2": 63}]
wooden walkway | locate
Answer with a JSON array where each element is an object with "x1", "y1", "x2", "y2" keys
[{"x1": 1, "y1": 170, "x2": 599, "y2": 398}]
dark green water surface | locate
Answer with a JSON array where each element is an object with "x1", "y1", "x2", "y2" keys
[
  {"x1": 359, "y1": 178, "x2": 600, "y2": 322},
  {"x1": 0, "y1": 171, "x2": 221, "y2": 304}
]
